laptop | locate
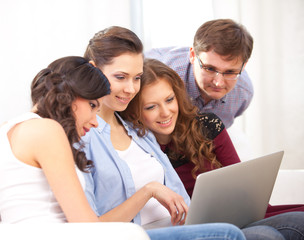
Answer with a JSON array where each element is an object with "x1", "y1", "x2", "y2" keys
[{"x1": 143, "y1": 151, "x2": 283, "y2": 229}]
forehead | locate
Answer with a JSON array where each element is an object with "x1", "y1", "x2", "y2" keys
[
  {"x1": 199, "y1": 50, "x2": 243, "y2": 70},
  {"x1": 101, "y1": 53, "x2": 143, "y2": 74},
  {"x1": 141, "y1": 78, "x2": 173, "y2": 102}
]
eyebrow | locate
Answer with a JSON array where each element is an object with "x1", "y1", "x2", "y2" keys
[
  {"x1": 96, "y1": 99, "x2": 101, "y2": 108},
  {"x1": 205, "y1": 63, "x2": 240, "y2": 72},
  {"x1": 115, "y1": 71, "x2": 143, "y2": 76}
]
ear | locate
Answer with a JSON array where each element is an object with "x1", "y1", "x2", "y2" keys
[
  {"x1": 241, "y1": 61, "x2": 248, "y2": 72},
  {"x1": 71, "y1": 101, "x2": 78, "y2": 112},
  {"x1": 189, "y1": 47, "x2": 196, "y2": 64},
  {"x1": 89, "y1": 60, "x2": 97, "y2": 67}
]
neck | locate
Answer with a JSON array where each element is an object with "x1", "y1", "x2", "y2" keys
[
  {"x1": 98, "y1": 106, "x2": 120, "y2": 127},
  {"x1": 155, "y1": 134, "x2": 171, "y2": 145},
  {"x1": 199, "y1": 89, "x2": 212, "y2": 105}
]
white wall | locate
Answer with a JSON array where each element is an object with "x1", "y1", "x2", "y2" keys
[
  {"x1": 238, "y1": 0, "x2": 304, "y2": 169},
  {"x1": 1, "y1": 0, "x2": 304, "y2": 170},
  {"x1": 142, "y1": 0, "x2": 213, "y2": 50},
  {"x1": 0, "y1": 0, "x2": 132, "y2": 123}
]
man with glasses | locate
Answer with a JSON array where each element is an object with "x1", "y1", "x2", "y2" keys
[{"x1": 145, "y1": 18, "x2": 253, "y2": 129}]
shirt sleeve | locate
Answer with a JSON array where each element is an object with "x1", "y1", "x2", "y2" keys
[
  {"x1": 213, "y1": 128, "x2": 241, "y2": 166},
  {"x1": 82, "y1": 171, "x2": 99, "y2": 216},
  {"x1": 144, "y1": 48, "x2": 162, "y2": 59},
  {"x1": 144, "y1": 47, "x2": 174, "y2": 60},
  {"x1": 234, "y1": 70, "x2": 254, "y2": 118}
]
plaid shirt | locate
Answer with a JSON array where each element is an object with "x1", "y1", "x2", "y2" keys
[{"x1": 145, "y1": 46, "x2": 254, "y2": 128}]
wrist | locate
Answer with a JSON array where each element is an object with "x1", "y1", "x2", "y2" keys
[{"x1": 143, "y1": 181, "x2": 158, "y2": 199}]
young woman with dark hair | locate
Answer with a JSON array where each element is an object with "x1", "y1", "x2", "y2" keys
[{"x1": 0, "y1": 56, "x2": 110, "y2": 223}]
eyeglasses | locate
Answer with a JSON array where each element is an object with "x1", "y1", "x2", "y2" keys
[{"x1": 196, "y1": 56, "x2": 244, "y2": 81}]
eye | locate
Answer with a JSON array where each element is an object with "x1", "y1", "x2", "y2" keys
[
  {"x1": 90, "y1": 102, "x2": 97, "y2": 109},
  {"x1": 115, "y1": 75, "x2": 125, "y2": 80},
  {"x1": 224, "y1": 71, "x2": 238, "y2": 75},
  {"x1": 135, "y1": 75, "x2": 142, "y2": 81},
  {"x1": 205, "y1": 67, "x2": 216, "y2": 72},
  {"x1": 144, "y1": 105, "x2": 156, "y2": 110},
  {"x1": 166, "y1": 96, "x2": 175, "y2": 103}
]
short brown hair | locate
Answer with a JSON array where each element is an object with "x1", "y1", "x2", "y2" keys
[{"x1": 193, "y1": 19, "x2": 253, "y2": 62}]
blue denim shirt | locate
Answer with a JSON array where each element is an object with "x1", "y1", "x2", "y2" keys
[{"x1": 82, "y1": 113, "x2": 190, "y2": 225}]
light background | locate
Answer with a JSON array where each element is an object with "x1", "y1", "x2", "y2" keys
[{"x1": 1, "y1": 0, "x2": 303, "y2": 169}]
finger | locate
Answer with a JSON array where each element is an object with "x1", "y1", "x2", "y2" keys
[
  {"x1": 178, "y1": 201, "x2": 189, "y2": 225},
  {"x1": 175, "y1": 202, "x2": 185, "y2": 225},
  {"x1": 168, "y1": 203, "x2": 178, "y2": 225}
]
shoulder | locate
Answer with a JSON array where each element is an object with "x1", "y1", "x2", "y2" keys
[
  {"x1": 235, "y1": 70, "x2": 254, "y2": 94},
  {"x1": 196, "y1": 113, "x2": 225, "y2": 140},
  {"x1": 144, "y1": 47, "x2": 190, "y2": 64},
  {"x1": 145, "y1": 46, "x2": 181, "y2": 56},
  {"x1": 17, "y1": 118, "x2": 67, "y2": 149},
  {"x1": 8, "y1": 118, "x2": 68, "y2": 166},
  {"x1": 24, "y1": 118, "x2": 65, "y2": 136}
]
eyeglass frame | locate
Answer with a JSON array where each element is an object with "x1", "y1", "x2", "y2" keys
[{"x1": 196, "y1": 55, "x2": 245, "y2": 81}]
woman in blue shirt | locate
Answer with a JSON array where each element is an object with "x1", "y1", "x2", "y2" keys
[{"x1": 81, "y1": 26, "x2": 247, "y2": 240}]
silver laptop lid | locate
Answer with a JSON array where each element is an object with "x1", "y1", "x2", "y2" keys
[{"x1": 185, "y1": 151, "x2": 284, "y2": 228}]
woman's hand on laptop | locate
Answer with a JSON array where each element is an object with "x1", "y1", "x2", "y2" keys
[{"x1": 146, "y1": 181, "x2": 188, "y2": 225}]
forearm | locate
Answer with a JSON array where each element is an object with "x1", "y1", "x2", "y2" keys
[{"x1": 98, "y1": 183, "x2": 153, "y2": 222}]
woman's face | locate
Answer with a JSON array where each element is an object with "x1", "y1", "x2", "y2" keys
[
  {"x1": 141, "y1": 78, "x2": 179, "y2": 145},
  {"x1": 100, "y1": 53, "x2": 143, "y2": 112},
  {"x1": 72, "y1": 97, "x2": 101, "y2": 137}
]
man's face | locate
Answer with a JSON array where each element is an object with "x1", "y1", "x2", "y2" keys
[{"x1": 190, "y1": 48, "x2": 245, "y2": 104}]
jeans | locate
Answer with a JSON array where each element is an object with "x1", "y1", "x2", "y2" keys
[
  {"x1": 146, "y1": 223, "x2": 246, "y2": 240},
  {"x1": 243, "y1": 212, "x2": 304, "y2": 240}
]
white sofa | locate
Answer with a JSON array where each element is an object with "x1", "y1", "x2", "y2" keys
[
  {"x1": 228, "y1": 125, "x2": 304, "y2": 205},
  {"x1": 0, "y1": 222, "x2": 150, "y2": 240},
  {"x1": 270, "y1": 169, "x2": 304, "y2": 205}
]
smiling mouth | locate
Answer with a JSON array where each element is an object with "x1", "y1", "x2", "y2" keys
[
  {"x1": 83, "y1": 127, "x2": 90, "y2": 135},
  {"x1": 116, "y1": 96, "x2": 131, "y2": 104},
  {"x1": 157, "y1": 118, "x2": 172, "y2": 126}
]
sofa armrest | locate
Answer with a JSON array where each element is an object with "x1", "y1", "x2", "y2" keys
[
  {"x1": 0, "y1": 222, "x2": 150, "y2": 240},
  {"x1": 270, "y1": 169, "x2": 304, "y2": 205}
]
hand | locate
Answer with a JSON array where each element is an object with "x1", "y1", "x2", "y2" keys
[{"x1": 145, "y1": 182, "x2": 188, "y2": 225}]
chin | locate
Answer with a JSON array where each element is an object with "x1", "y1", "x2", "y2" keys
[{"x1": 210, "y1": 93, "x2": 225, "y2": 100}]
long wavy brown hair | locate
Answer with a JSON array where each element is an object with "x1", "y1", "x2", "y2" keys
[
  {"x1": 31, "y1": 56, "x2": 110, "y2": 172},
  {"x1": 121, "y1": 59, "x2": 221, "y2": 178}
]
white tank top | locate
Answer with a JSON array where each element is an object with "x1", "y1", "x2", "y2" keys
[
  {"x1": 0, "y1": 112, "x2": 85, "y2": 223},
  {"x1": 116, "y1": 140, "x2": 170, "y2": 225}
]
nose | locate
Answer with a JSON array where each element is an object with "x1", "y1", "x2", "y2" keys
[
  {"x1": 90, "y1": 114, "x2": 99, "y2": 128},
  {"x1": 160, "y1": 105, "x2": 170, "y2": 117},
  {"x1": 124, "y1": 80, "x2": 136, "y2": 94},
  {"x1": 213, "y1": 73, "x2": 225, "y2": 87}
]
